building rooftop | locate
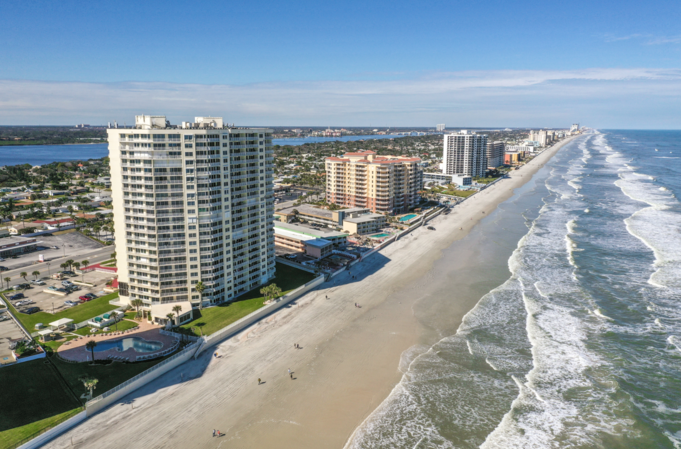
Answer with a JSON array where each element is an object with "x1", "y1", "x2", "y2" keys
[
  {"x1": 276, "y1": 204, "x2": 333, "y2": 219},
  {"x1": 275, "y1": 222, "x2": 347, "y2": 239},
  {"x1": 343, "y1": 213, "x2": 385, "y2": 224}
]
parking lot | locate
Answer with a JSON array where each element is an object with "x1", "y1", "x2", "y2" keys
[
  {"x1": 0, "y1": 230, "x2": 105, "y2": 272},
  {"x1": 7, "y1": 269, "x2": 115, "y2": 320},
  {"x1": 0, "y1": 311, "x2": 27, "y2": 365}
]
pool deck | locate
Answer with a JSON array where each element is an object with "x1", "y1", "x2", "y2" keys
[{"x1": 57, "y1": 320, "x2": 177, "y2": 362}]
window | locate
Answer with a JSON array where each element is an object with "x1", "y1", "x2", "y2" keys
[
  {"x1": 185, "y1": 144, "x2": 193, "y2": 148},
  {"x1": 184, "y1": 135, "x2": 193, "y2": 141},
  {"x1": 185, "y1": 152, "x2": 193, "y2": 157}
]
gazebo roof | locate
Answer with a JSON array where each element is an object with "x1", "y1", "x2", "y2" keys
[
  {"x1": 38, "y1": 329, "x2": 53, "y2": 336},
  {"x1": 49, "y1": 318, "x2": 74, "y2": 327}
]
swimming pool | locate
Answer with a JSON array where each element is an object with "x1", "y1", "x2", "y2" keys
[
  {"x1": 398, "y1": 214, "x2": 418, "y2": 222},
  {"x1": 370, "y1": 233, "x2": 391, "y2": 239},
  {"x1": 93, "y1": 337, "x2": 163, "y2": 353}
]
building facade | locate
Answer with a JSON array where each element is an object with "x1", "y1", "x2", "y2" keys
[
  {"x1": 108, "y1": 115, "x2": 275, "y2": 309},
  {"x1": 486, "y1": 140, "x2": 505, "y2": 168},
  {"x1": 441, "y1": 130, "x2": 488, "y2": 178},
  {"x1": 325, "y1": 151, "x2": 422, "y2": 215}
]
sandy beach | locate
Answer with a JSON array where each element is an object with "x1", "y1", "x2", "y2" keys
[{"x1": 44, "y1": 136, "x2": 576, "y2": 449}]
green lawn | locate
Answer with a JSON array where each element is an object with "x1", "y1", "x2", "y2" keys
[
  {"x1": 4, "y1": 292, "x2": 120, "y2": 331},
  {"x1": 436, "y1": 188, "x2": 477, "y2": 198},
  {"x1": 180, "y1": 263, "x2": 316, "y2": 336},
  {"x1": 72, "y1": 319, "x2": 138, "y2": 336},
  {"x1": 41, "y1": 335, "x2": 78, "y2": 352},
  {"x1": 0, "y1": 359, "x2": 81, "y2": 434},
  {"x1": 50, "y1": 352, "x2": 170, "y2": 397},
  {"x1": 0, "y1": 408, "x2": 82, "y2": 449}
]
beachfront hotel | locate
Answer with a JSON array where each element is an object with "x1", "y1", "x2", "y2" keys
[
  {"x1": 325, "y1": 151, "x2": 422, "y2": 215},
  {"x1": 108, "y1": 115, "x2": 275, "y2": 309},
  {"x1": 442, "y1": 130, "x2": 488, "y2": 178}
]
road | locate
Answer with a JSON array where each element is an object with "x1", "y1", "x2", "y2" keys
[{"x1": 1, "y1": 246, "x2": 113, "y2": 290}]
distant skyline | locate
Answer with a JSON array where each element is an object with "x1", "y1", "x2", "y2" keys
[{"x1": 1, "y1": 0, "x2": 680, "y2": 128}]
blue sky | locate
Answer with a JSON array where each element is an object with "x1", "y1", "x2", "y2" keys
[{"x1": 1, "y1": 0, "x2": 680, "y2": 127}]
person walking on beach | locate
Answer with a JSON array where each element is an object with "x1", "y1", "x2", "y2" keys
[
  {"x1": 213, "y1": 429, "x2": 216, "y2": 437},
  {"x1": 288, "y1": 368, "x2": 291, "y2": 374},
  {"x1": 258, "y1": 378, "x2": 261, "y2": 385}
]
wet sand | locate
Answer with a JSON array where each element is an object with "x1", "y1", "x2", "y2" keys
[{"x1": 44, "y1": 136, "x2": 576, "y2": 449}]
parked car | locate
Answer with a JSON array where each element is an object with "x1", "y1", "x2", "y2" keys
[
  {"x1": 0, "y1": 266, "x2": 8, "y2": 271},
  {"x1": 30, "y1": 279, "x2": 46, "y2": 286},
  {"x1": 61, "y1": 271, "x2": 76, "y2": 276},
  {"x1": 284, "y1": 254, "x2": 297, "y2": 260},
  {"x1": 13, "y1": 283, "x2": 31, "y2": 291},
  {"x1": 19, "y1": 307, "x2": 40, "y2": 314},
  {"x1": 79, "y1": 295, "x2": 92, "y2": 302},
  {"x1": 64, "y1": 300, "x2": 79, "y2": 306},
  {"x1": 427, "y1": 226, "x2": 436, "y2": 230},
  {"x1": 61, "y1": 280, "x2": 74, "y2": 287},
  {"x1": 66, "y1": 285, "x2": 80, "y2": 292},
  {"x1": 0, "y1": 315, "x2": 9, "y2": 322},
  {"x1": 9, "y1": 293, "x2": 25, "y2": 300},
  {"x1": 84, "y1": 293, "x2": 97, "y2": 300},
  {"x1": 56, "y1": 288, "x2": 68, "y2": 293},
  {"x1": 48, "y1": 286, "x2": 59, "y2": 291}
]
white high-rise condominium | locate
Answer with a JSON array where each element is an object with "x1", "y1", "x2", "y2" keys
[
  {"x1": 441, "y1": 130, "x2": 488, "y2": 178},
  {"x1": 108, "y1": 115, "x2": 275, "y2": 310},
  {"x1": 436, "y1": 124, "x2": 446, "y2": 132}
]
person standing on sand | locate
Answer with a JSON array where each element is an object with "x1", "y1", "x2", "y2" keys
[{"x1": 213, "y1": 429, "x2": 216, "y2": 437}]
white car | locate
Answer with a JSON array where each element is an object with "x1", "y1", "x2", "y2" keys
[{"x1": 31, "y1": 280, "x2": 46, "y2": 286}]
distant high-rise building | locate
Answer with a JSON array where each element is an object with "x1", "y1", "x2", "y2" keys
[
  {"x1": 108, "y1": 115, "x2": 276, "y2": 310},
  {"x1": 441, "y1": 130, "x2": 488, "y2": 178},
  {"x1": 436, "y1": 124, "x2": 446, "y2": 132},
  {"x1": 486, "y1": 141, "x2": 505, "y2": 168},
  {"x1": 529, "y1": 130, "x2": 549, "y2": 147},
  {"x1": 570, "y1": 123, "x2": 580, "y2": 132},
  {"x1": 325, "y1": 151, "x2": 422, "y2": 215}
]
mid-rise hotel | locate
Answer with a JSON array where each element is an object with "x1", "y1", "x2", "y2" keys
[
  {"x1": 325, "y1": 151, "x2": 422, "y2": 215},
  {"x1": 108, "y1": 115, "x2": 275, "y2": 309}
]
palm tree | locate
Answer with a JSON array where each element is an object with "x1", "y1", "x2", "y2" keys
[
  {"x1": 3, "y1": 277, "x2": 10, "y2": 290},
  {"x1": 72, "y1": 262, "x2": 81, "y2": 274},
  {"x1": 31, "y1": 270, "x2": 40, "y2": 281},
  {"x1": 79, "y1": 376, "x2": 98, "y2": 398},
  {"x1": 81, "y1": 259, "x2": 89, "y2": 282},
  {"x1": 166, "y1": 313, "x2": 175, "y2": 326},
  {"x1": 194, "y1": 281, "x2": 205, "y2": 310},
  {"x1": 66, "y1": 259, "x2": 75, "y2": 271},
  {"x1": 60, "y1": 262, "x2": 69, "y2": 271},
  {"x1": 85, "y1": 340, "x2": 97, "y2": 364},
  {"x1": 172, "y1": 305, "x2": 183, "y2": 325},
  {"x1": 20, "y1": 272, "x2": 27, "y2": 282},
  {"x1": 130, "y1": 299, "x2": 144, "y2": 319}
]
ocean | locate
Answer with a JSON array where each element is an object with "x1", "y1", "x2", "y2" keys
[
  {"x1": 347, "y1": 130, "x2": 681, "y2": 448},
  {"x1": 0, "y1": 134, "x2": 409, "y2": 167}
]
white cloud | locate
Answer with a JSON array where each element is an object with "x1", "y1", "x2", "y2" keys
[{"x1": 0, "y1": 68, "x2": 680, "y2": 128}]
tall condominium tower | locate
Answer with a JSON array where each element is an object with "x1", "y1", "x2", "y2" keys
[
  {"x1": 326, "y1": 151, "x2": 422, "y2": 215},
  {"x1": 441, "y1": 130, "x2": 488, "y2": 177},
  {"x1": 486, "y1": 140, "x2": 505, "y2": 169},
  {"x1": 108, "y1": 115, "x2": 275, "y2": 309}
]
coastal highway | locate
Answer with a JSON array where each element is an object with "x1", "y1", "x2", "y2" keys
[{"x1": 0, "y1": 245, "x2": 113, "y2": 291}]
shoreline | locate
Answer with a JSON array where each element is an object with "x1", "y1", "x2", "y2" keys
[{"x1": 44, "y1": 136, "x2": 578, "y2": 449}]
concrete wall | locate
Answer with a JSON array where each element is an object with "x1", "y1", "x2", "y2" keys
[
  {"x1": 17, "y1": 411, "x2": 87, "y2": 449},
  {"x1": 199, "y1": 275, "x2": 325, "y2": 352},
  {"x1": 85, "y1": 341, "x2": 200, "y2": 414}
]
